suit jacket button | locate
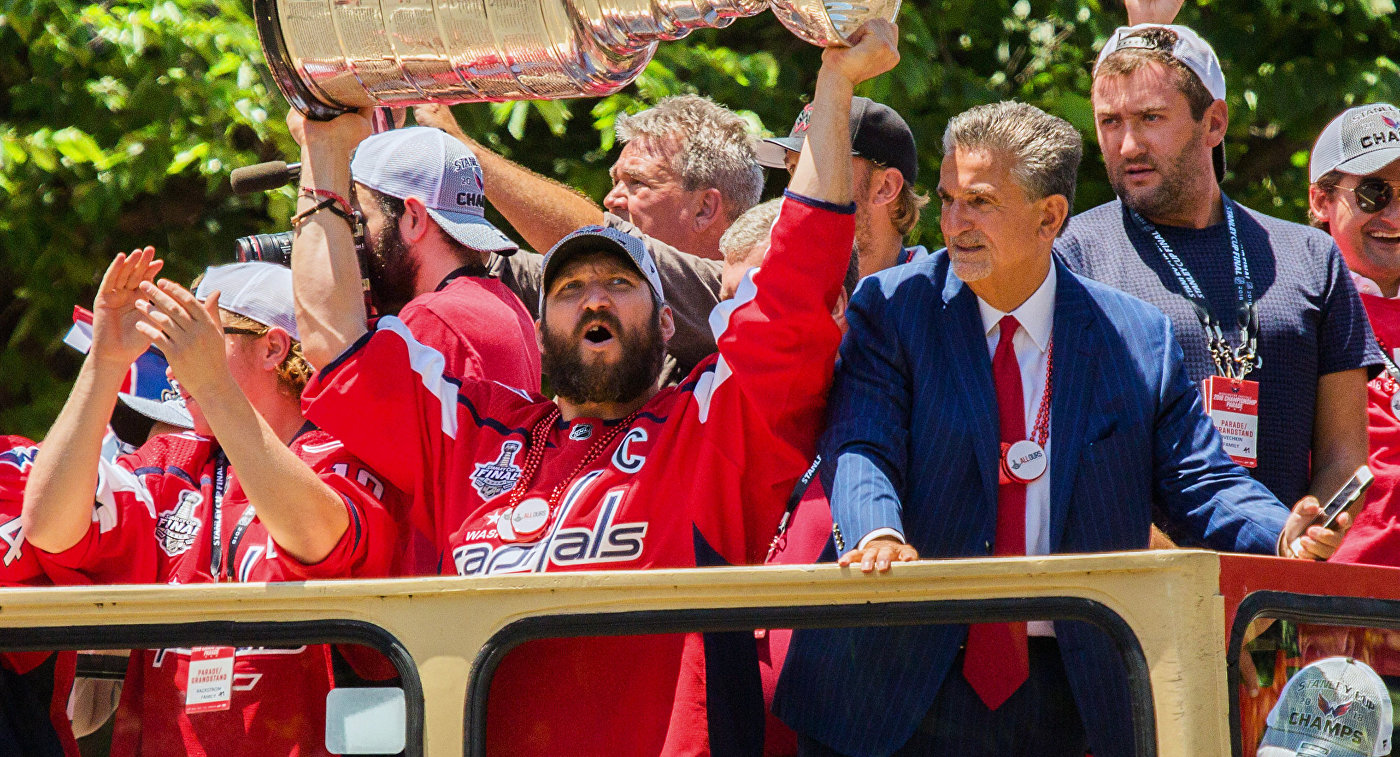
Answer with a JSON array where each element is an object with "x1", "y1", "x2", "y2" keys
[{"x1": 984, "y1": 540, "x2": 992, "y2": 552}]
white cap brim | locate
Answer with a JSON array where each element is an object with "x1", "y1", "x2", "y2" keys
[
  {"x1": 117, "y1": 393, "x2": 194, "y2": 429},
  {"x1": 1255, "y1": 747, "x2": 1297, "y2": 757},
  {"x1": 1333, "y1": 148, "x2": 1400, "y2": 178},
  {"x1": 426, "y1": 208, "x2": 518, "y2": 254}
]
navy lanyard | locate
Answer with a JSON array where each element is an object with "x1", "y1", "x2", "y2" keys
[
  {"x1": 765, "y1": 455, "x2": 822, "y2": 563},
  {"x1": 209, "y1": 453, "x2": 257, "y2": 582},
  {"x1": 1126, "y1": 199, "x2": 1261, "y2": 379}
]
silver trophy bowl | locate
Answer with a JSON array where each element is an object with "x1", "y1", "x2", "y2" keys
[{"x1": 255, "y1": 0, "x2": 902, "y2": 119}]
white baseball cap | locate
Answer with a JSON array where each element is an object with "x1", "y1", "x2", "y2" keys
[
  {"x1": 351, "y1": 127, "x2": 518, "y2": 255},
  {"x1": 194, "y1": 261, "x2": 299, "y2": 341},
  {"x1": 1096, "y1": 24, "x2": 1226, "y2": 101},
  {"x1": 1310, "y1": 104, "x2": 1400, "y2": 183},
  {"x1": 539, "y1": 226, "x2": 665, "y2": 313},
  {"x1": 1256, "y1": 656, "x2": 1393, "y2": 757}
]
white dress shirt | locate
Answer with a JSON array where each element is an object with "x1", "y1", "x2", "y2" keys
[{"x1": 979, "y1": 265, "x2": 1057, "y2": 636}]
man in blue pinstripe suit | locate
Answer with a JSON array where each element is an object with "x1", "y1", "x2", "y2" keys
[{"x1": 773, "y1": 102, "x2": 1351, "y2": 757}]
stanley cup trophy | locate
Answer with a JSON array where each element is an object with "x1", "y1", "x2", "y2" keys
[{"x1": 254, "y1": 0, "x2": 901, "y2": 119}]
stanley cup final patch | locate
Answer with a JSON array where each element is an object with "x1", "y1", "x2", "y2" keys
[
  {"x1": 471, "y1": 440, "x2": 524, "y2": 501},
  {"x1": 155, "y1": 489, "x2": 203, "y2": 557}
]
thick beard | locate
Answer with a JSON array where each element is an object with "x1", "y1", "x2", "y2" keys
[
  {"x1": 1111, "y1": 126, "x2": 1204, "y2": 223},
  {"x1": 541, "y1": 308, "x2": 665, "y2": 406},
  {"x1": 366, "y1": 222, "x2": 419, "y2": 315}
]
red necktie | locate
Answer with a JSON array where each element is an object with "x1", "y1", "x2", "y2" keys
[{"x1": 963, "y1": 315, "x2": 1031, "y2": 710}]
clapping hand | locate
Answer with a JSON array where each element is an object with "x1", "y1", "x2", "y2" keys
[
  {"x1": 133, "y1": 280, "x2": 233, "y2": 400},
  {"x1": 90, "y1": 247, "x2": 164, "y2": 368}
]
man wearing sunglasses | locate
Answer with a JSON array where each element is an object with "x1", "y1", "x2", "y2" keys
[
  {"x1": 1310, "y1": 103, "x2": 1400, "y2": 566},
  {"x1": 1056, "y1": 24, "x2": 1381, "y2": 537}
]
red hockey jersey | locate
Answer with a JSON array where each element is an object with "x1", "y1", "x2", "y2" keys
[
  {"x1": 302, "y1": 193, "x2": 853, "y2": 755},
  {"x1": 0, "y1": 436, "x2": 79, "y2": 757},
  {"x1": 35, "y1": 428, "x2": 402, "y2": 757}
]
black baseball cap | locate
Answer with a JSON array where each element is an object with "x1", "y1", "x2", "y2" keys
[{"x1": 756, "y1": 97, "x2": 918, "y2": 185}]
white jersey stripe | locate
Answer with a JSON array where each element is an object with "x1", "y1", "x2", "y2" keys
[
  {"x1": 696, "y1": 267, "x2": 759, "y2": 423},
  {"x1": 376, "y1": 316, "x2": 461, "y2": 439},
  {"x1": 94, "y1": 454, "x2": 157, "y2": 530}
]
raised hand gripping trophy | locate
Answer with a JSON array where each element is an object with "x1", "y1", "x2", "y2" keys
[{"x1": 254, "y1": 0, "x2": 900, "y2": 118}]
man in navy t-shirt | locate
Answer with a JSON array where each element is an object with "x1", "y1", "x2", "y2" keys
[{"x1": 1056, "y1": 23, "x2": 1380, "y2": 519}]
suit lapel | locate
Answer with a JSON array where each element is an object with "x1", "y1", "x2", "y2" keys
[
  {"x1": 941, "y1": 270, "x2": 1000, "y2": 514},
  {"x1": 1048, "y1": 261, "x2": 1103, "y2": 551}
]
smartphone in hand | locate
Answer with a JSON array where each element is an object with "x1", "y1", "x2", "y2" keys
[{"x1": 1312, "y1": 466, "x2": 1374, "y2": 531}]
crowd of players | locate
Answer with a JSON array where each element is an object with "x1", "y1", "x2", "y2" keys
[{"x1": 3, "y1": 1, "x2": 1400, "y2": 754}]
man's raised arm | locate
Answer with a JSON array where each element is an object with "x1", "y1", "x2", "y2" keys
[
  {"x1": 287, "y1": 110, "x2": 373, "y2": 369},
  {"x1": 787, "y1": 21, "x2": 899, "y2": 205},
  {"x1": 414, "y1": 104, "x2": 605, "y2": 254}
]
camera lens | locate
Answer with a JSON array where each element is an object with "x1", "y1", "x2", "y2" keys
[{"x1": 234, "y1": 232, "x2": 295, "y2": 266}]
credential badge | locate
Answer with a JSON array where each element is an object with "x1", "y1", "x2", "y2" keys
[{"x1": 472, "y1": 441, "x2": 524, "y2": 501}]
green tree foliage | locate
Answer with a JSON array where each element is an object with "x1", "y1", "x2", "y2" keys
[{"x1": 1, "y1": 0, "x2": 1397, "y2": 438}]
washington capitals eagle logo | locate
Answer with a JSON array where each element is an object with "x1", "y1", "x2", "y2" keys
[
  {"x1": 0, "y1": 446, "x2": 38, "y2": 473},
  {"x1": 1317, "y1": 694, "x2": 1353, "y2": 718},
  {"x1": 1383, "y1": 115, "x2": 1399, "y2": 130}
]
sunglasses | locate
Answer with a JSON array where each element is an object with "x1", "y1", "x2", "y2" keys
[{"x1": 1340, "y1": 178, "x2": 1400, "y2": 214}]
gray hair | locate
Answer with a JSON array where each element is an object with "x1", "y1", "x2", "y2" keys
[
  {"x1": 941, "y1": 101, "x2": 1083, "y2": 218},
  {"x1": 616, "y1": 95, "x2": 764, "y2": 222},
  {"x1": 718, "y1": 198, "x2": 784, "y2": 263}
]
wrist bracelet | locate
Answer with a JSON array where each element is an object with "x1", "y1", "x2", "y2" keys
[
  {"x1": 299, "y1": 187, "x2": 353, "y2": 216},
  {"x1": 291, "y1": 197, "x2": 357, "y2": 228}
]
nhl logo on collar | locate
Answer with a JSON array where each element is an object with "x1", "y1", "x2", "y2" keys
[{"x1": 472, "y1": 440, "x2": 524, "y2": 500}]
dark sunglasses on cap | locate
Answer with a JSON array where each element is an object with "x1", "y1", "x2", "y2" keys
[{"x1": 1341, "y1": 178, "x2": 1400, "y2": 214}]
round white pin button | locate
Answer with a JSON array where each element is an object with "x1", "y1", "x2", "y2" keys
[
  {"x1": 510, "y1": 497, "x2": 551, "y2": 539},
  {"x1": 1003, "y1": 440, "x2": 1047, "y2": 483}
]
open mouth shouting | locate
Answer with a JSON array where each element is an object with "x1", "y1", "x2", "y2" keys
[{"x1": 579, "y1": 318, "x2": 620, "y2": 351}]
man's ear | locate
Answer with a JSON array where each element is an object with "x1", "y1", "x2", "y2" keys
[
  {"x1": 401, "y1": 197, "x2": 435, "y2": 244},
  {"x1": 693, "y1": 188, "x2": 725, "y2": 233},
  {"x1": 1308, "y1": 184, "x2": 1336, "y2": 226},
  {"x1": 867, "y1": 167, "x2": 904, "y2": 209},
  {"x1": 832, "y1": 288, "x2": 850, "y2": 333},
  {"x1": 262, "y1": 328, "x2": 293, "y2": 371},
  {"x1": 534, "y1": 318, "x2": 546, "y2": 354},
  {"x1": 1039, "y1": 194, "x2": 1071, "y2": 240},
  {"x1": 1204, "y1": 99, "x2": 1229, "y2": 149},
  {"x1": 659, "y1": 304, "x2": 676, "y2": 344}
]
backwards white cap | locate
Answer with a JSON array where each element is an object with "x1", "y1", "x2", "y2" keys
[
  {"x1": 194, "y1": 261, "x2": 299, "y2": 341},
  {"x1": 1096, "y1": 24, "x2": 1227, "y2": 101}
]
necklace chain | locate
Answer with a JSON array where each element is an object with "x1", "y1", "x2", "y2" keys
[
  {"x1": 1028, "y1": 339, "x2": 1054, "y2": 447},
  {"x1": 507, "y1": 405, "x2": 642, "y2": 511}
]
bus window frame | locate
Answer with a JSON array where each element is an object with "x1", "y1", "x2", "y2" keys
[
  {"x1": 0, "y1": 618, "x2": 424, "y2": 757},
  {"x1": 464, "y1": 596, "x2": 1157, "y2": 757},
  {"x1": 1227, "y1": 590, "x2": 1400, "y2": 757}
]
